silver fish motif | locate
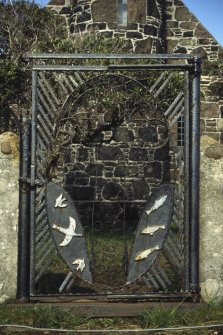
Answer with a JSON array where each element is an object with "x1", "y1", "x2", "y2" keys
[
  {"x1": 145, "y1": 195, "x2": 167, "y2": 217},
  {"x1": 135, "y1": 245, "x2": 160, "y2": 261},
  {"x1": 53, "y1": 217, "x2": 82, "y2": 247},
  {"x1": 141, "y1": 225, "x2": 165, "y2": 235},
  {"x1": 55, "y1": 194, "x2": 68, "y2": 208},
  {"x1": 73, "y1": 258, "x2": 85, "y2": 272}
]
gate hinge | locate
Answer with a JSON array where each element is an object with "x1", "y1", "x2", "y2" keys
[{"x1": 19, "y1": 177, "x2": 46, "y2": 187}]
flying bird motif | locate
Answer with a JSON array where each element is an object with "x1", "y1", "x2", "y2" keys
[
  {"x1": 145, "y1": 195, "x2": 167, "y2": 217},
  {"x1": 53, "y1": 217, "x2": 83, "y2": 247},
  {"x1": 135, "y1": 245, "x2": 160, "y2": 261},
  {"x1": 73, "y1": 258, "x2": 85, "y2": 273},
  {"x1": 55, "y1": 194, "x2": 68, "y2": 208},
  {"x1": 141, "y1": 224, "x2": 165, "y2": 235}
]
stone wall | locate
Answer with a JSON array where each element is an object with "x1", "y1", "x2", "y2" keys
[
  {"x1": 0, "y1": 132, "x2": 19, "y2": 303},
  {"x1": 68, "y1": 0, "x2": 165, "y2": 53},
  {"x1": 200, "y1": 135, "x2": 223, "y2": 302}
]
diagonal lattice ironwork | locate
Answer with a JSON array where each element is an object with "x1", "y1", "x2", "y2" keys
[{"x1": 31, "y1": 66, "x2": 190, "y2": 296}]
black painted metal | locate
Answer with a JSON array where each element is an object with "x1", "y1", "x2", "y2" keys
[
  {"x1": 24, "y1": 53, "x2": 195, "y2": 60},
  {"x1": 127, "y1": 184, "x2": 174, "y2": 284},
  {"x1": 190, "y1": 58, "x2": 201, "y2": 295},
  {"x1": 17, "y1": 116, "x2": 31, "y2": 301},
  {"x1": 18, "y1": 54, "x2": 201, "y2": 302},
  {"x1": 46, "y1": 182, "x2": 92, "y2": 284}
]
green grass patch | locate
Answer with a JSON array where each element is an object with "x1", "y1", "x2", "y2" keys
[{"x1": 0, "y1": 301, "x2": 222, "y2": 334}]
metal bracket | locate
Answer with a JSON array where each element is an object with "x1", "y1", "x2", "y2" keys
[{"x1": 19, "y1": 177, "x2": 45, "y2": 187}]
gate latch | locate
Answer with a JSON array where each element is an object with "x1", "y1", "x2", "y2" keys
[{"x1": 19, "y1": 177, "x2": 46, "y2": 187}]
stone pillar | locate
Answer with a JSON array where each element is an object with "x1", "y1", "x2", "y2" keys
[
  {"x1": 200, "y1": 135, "x2": 223, "y2": 302},
  {"x1": 0, "y1": 132, "x2": 19, "y2": 304}
]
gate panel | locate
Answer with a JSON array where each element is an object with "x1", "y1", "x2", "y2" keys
[{"x1": 18, "y1": 54, "x2": 200, "y2": 301}]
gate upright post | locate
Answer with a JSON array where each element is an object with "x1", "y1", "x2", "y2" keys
[
  {"x1": 190, "y1": 56, "x2": 201, "y2": 302},
  {"x1": 17, "y1": 116, "x2": 31, "y2": 301}
]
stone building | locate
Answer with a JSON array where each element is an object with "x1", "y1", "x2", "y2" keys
[{"x1": 46, "y1": 0, "x2": 223, "y2": 142}]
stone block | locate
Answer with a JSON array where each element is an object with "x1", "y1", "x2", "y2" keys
[
  {"x1": 98, "y1": 145, "x2": 124, "y2": 161},
  {"x1": 166, "y1": 39, "x2": 178, "y2": 53},
  {"x1": 85, "y1": 163, "x2": 103, "y2": 176},
  {"x1": 72, "y1": 186, "x2": 95, "y2": 200},
  {"x1": 126, "y1": 31, "x2": 143, "y2": 39},
  {"x1": 144, "y1": 24, "x2": 157, "y2": 36},
  {"x1": 144, "y1": 161, "x2": 162, "y2": 180},
  {"x1": 128, "y1": 0, "x2": 146, "y2": 23},
  {"x1": 113, "y1": 127, "x2": 134, "y2": 143},
  {"x1": 166, "y1": 20, "x2": 178, "y2": 28},
  {"x1": 102, "y1": 181, "x2": 124, "y2": 200},
  {"x1": 195, "y1": 23, "x2": 211, "y2": 38},
  {"x1": 129, "y1": 148, "x2": 148, "y2": 161},
  {"x1": 179, "y1": 21, "x2": 196, "y2": 30},
  {"x1": 175, "y1": 7, "x2": 192, "y2": 21},
  {"x1": 91, "y1": 0, "x2": 118, "y2": 24},
  {"x1": 201, "y1": 102, "x2": 220, "y2": 118},
  {"x1": 77, "y1": 10, "x2": 91, "y2": 23},
  {"x1": 132, "y1": 179, "x2": 150, "y2": 200},
  {"x1": 147, "y1": 0, "x2": 160, "y2": 19},
  {"x1": 135, "y1": 37, "x2": 153, "y2": 53},
  {"x1": 205, "y1": 143, "x2": 223, "y2": 159},
  {"x1": 190, "y1": 46, "x2": 207, "y2": 59}
]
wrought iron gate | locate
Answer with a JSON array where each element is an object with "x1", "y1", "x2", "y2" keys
[{"x1": 17, "y1": 54, "x2": 200, "y2": 302}]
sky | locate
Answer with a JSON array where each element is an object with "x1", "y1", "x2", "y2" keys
[{"x1": 36, "y1": 0, "x2": 223, "y2": 46}]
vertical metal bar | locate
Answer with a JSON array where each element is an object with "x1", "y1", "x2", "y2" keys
[
  {"x1": 17, "y1": 115, "x2": 31, "y2": 301},
  {"x1": 190, "y1": 57, "x2": 201, "y2": 300},
  {"x1": 29, "y1": 70, "x2": 38, "y2": 296},
  {"x1": 184, "y1": 71, "x2": 190, "y2": 291}
]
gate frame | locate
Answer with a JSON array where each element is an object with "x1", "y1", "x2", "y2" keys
[{"x1": 17, "y1": 53, "x2": 201, "y2": 302}]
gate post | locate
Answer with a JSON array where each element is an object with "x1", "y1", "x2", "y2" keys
[
  {"x1": 190, "y1": 56, "x2": 201, "y2": 301},
  {"x1": 17, "y1": 116, "x2": 31, "y2": 301}
]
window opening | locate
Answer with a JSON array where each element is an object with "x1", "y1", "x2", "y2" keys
[
  {"x1": 177, "y1": 116, "x2": 184, "y2": 146},
  {"x1": 118, "y1": 0, "x2": 128, "y2": 26}
]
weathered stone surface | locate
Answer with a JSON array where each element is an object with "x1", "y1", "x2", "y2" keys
[
  {"x1": 201, "y1": 102, "x2": 219, "y2": 118},
  {"x1": 144, "y1": 162, "x2": 162, "y2": 180},
  {"x1": 175, "y1": 7, "x2": 192, "y2": 21},
  {"x1": 126, "y1": 32, "x2": 143, "y2": 39},
  {"x1": 91, "y1": 0, "x2": 118, "y2": 23},
  {"x1": 147, "y1": 0, "x2": 160, "y2": 19},
  {"x1": 113, "y1": 127, "x2": 134, "y2": 142},
  {"x1": 200, "y1": 135, "x2": 223, "y2": 302},
  {"x1": 195, "y1": 23, "x2": 211, "y2": 38},
  {"x1": 77, "y1": 10, "x2": 91, "y2": 23},
  {"x1": 0, "y1": 132, "x2": 19, "y2": 303},
  {"x1": 98, "y1": 146, "x2": 124, "y2": 161},
  {"x1": 144, "y1": 24, "x2": 157, "y2": 36},
  {"x1": 132, "y1": 179, "x2": 150, "y2": 200},
  {"x1": 209, "y1": 81, "x2": 223, "y2": 99},
  {"x1": 179, "y1": 21, "x2": 196, "y2": 30},
  {"x1": 190, "y1": 47, "x2": 207, "y2": 59},
  {"x1": 128, "y1": 0, "x2": 146, "y2": 24},
  {"x1": 135, "y1": 37, "x2": 153, "y2": 53},
  {"x1": 166, "y1": 39, "x2": 178, "y2": 53},
  {"x1": 205, "y1": 143, "x2": 223, "y2": 160},
  {"x1": 102, "y1": 181, "x2": 124, "y2": 200}
]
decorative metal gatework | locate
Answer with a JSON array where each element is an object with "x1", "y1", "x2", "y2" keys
[{"x1": 17, "y1": 54, "x2": 200, "y2": 302}]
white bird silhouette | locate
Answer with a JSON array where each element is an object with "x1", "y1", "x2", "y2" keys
[
  {"x1": 145, "y1": 195, "x2": 167, "y2": 217},
  {"x1": 135, "y1": 245, "x2": 160, "y2": 261},
  {"x1": 55, "y1": 194, "x2": 68, "y2": 208},
  {"x1": 53, "y1": 217, "x2": 82, "y2": 247},
  {"x1": 73, "y1": 258, "x2": 85, "y2": 272},
  {"x1": 141, "y1": 224, "x2": 165, "y2": 235}
]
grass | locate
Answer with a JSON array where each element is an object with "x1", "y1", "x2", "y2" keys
[{"x1": 0, "y1": 301, "x2": 222, "y2": 334}]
